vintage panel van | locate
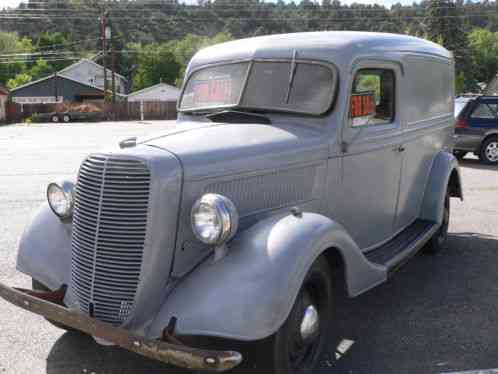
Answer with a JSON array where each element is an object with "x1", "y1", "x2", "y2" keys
[{"x1": 0, "y1": 32, "x2": 462, "y2": 374}]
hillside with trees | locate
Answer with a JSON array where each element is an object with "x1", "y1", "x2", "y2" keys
[{"x1": 1, "y1": 0, "x2": 498, "y2": 93}]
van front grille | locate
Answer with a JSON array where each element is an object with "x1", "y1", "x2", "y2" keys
[{"x1": 71, "y1": 155, "x2": 150, "y2": 325}]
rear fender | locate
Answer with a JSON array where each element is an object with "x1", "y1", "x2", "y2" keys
[
  {"x1": 148, "y1": 212, "x2": 386, "y2": 341},
  {"x1": 420, "y1": 151, "x2": 463, "y2": 224}
]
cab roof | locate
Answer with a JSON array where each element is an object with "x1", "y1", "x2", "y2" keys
[{"x1": 188, "y1": 31, "x2": 452, "y2": 72}]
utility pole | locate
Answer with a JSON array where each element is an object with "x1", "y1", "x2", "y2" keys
[
  {"x1": 101, "y1": 9, "x2": 108, "y2": 102},
  {"x1": 110, "y1": 23, "x2": 116, "y2": 106}
]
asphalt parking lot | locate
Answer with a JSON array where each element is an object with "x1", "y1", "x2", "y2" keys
[{"x1": 1, "y1": 121, "x2": 498, "y2": 374}]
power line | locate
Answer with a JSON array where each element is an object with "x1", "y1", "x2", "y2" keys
[{"x1": 1, "y1": 13, "x2": 497, "y2": 21}]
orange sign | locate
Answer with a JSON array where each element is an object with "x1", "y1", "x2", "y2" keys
[
  {"x1": 193, "y1": 78, "x2": 233, "y2": 104},
  {"x1": 350, "y1": 92, "x2": 375, "y2": 118}
]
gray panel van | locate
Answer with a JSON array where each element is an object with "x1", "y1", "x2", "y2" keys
[{"x1": 0, "y1": 32, "x2": 462, "y2": 374}]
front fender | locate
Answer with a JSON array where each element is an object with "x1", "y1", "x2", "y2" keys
[
  {"x1": 16, "y1": 203, "x2": 72, "y2": 290},
  {"x1": 148, "y1": 212, "x2": 386, "y2": 341},
  {"x1": 420, "y1": 151, "x2": 463, "y2": 224}
]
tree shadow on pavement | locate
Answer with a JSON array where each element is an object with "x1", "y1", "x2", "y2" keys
[{"x1": 47, "y1": 232, "x2": 498, "y2": 374}]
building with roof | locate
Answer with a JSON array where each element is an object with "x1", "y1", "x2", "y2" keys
[
  {"x1": 58, "y1": 59, "x2": 128, "y2": 95},
  {"x1": 0, "y1": 85, "x2": 9, "y2": 123},
  {"x1": 9, "y1": 74, "x2": 110, "y2": 104},
  {"x1": 9, "y1": 58, "x2": 128, "y2": 105},
  {"x1": 127, "y1": 82, "x2": 180, "y2": 103}
]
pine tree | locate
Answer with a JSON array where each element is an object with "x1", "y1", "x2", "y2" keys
[{"x1": 425, "y1": 0, "x2": 475, "y2": 92}]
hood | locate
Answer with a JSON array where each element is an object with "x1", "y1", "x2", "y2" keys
[{"x1": 141, "y1": 121, "x2": 329, "y2": 180}]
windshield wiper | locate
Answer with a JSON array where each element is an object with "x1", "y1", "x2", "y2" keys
[
  {"x1": 285, "y1": 49, "x2": 298, "y2": 104},
  {"x1": 206, "y1": 110, "x2": 271, "y2": 124}
]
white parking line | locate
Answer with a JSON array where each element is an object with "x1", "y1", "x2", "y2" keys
[{"x1": 442, "y1": 370, "x2": 498, "y2": 374}]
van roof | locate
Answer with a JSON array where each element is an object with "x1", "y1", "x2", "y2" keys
[{"x1": 189, "y1": 31, "x2": 452, "y2": 71}]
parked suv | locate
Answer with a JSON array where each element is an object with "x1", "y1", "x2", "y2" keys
[
  {"x1": 0, "y1": 32, "x2": 462, "y2": 374},
  {"x1": 454, "y1": 95, "x2": 498, "y2": 164}
]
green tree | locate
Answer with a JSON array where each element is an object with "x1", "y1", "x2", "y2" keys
[
  {"x1": 34, "y1": 32, "x2": 71, "y2": 71},
  {"x1": 7, "y1": 73, "x2": 32, "y2": 90},
  {"x1": 30, "y1": 58, "x2": 52, "y2": 80},
  {"x1": 0, "y1": 32, "x2": 32, "y2": 86},
  {"x1": 424, "y1": 0, "x2": 475, "y2": 92},
  {"x1": 132, "y1": 43, "x2": 181, "y2": 90},
  {"x1": 468, "y1": 28, "x2": 498, "y2": 85}
]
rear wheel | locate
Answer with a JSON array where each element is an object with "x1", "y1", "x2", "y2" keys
[
  {"x1": 31, "y1": 279, "x2": 77, "y2": 332},
  {"x1": 51, "y1": 114, "x2": 59, "y2": 123},
  {"x1": 424, "y1": 191, "x2": 450, "y2": 254},
  {"x1": 62, "y1": 114, "x2": 71, "y2": 123},
  {"x1": 255, "y1": 257, "x2": 332, "y2": 374},
  {"x1": 480, "y1": 136, "x2": 498, "y2": 164}
]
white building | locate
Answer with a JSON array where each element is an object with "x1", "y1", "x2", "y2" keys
[
  {"x1": 127, "y1": 82, "x2": 180, "y2": 103},
  {"x1": 58, "y1": 59, "x2": 128, "y2": 95}
]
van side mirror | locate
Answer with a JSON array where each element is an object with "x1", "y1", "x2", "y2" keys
[{"x1": 350, "y1": 92, "x2": 376, "y2": 127}]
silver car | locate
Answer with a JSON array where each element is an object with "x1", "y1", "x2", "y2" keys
[{"x1": 1, "y1": 32, "x2": 462, "y2": 374}]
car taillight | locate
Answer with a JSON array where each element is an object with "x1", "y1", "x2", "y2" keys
[{"x1": 455, "y1": 117, "x2": 468, "y2": 129}]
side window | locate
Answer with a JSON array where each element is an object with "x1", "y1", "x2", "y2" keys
[
  {"x1": 471, "y1": 103, "x2": 498, "y2": 119},
  {"x1": 351, "y1": 69, "x2": 395, "y2": 126}
]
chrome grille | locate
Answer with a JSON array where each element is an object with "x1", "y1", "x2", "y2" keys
[{"x1": 71, "y1": 155, "x2": 150, "y2": 325}]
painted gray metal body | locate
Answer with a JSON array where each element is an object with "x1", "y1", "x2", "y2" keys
[{"x1": 16, "y1": 32, "x2": 462, "y2": 342}]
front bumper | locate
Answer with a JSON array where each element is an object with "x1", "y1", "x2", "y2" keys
[{"x1": 0, "y1": 282, "x2": 242, "y2": 372}]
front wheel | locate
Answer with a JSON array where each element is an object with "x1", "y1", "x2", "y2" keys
[
  {"x1": 424, "y1": 192, "x2": 450, "y2": 254},
  {"x1": 255, "y1": 257, "x2": 333, "y2": 374}
]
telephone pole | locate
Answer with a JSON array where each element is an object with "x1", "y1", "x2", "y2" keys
[
  {"x1": 110, "y1": 23, "x2": 116, "y2": 106},
  {"x1": 101, "y1": 9, "x2": 108, "y2": 102}
]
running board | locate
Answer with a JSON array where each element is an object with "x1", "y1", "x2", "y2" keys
[{"x1": 364, "y1": 219, "x2": 439, "y2": 274}]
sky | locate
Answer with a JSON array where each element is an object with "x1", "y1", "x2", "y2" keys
[{"x1": 1, "y1": 0, "x2": 416, "y2": 10}]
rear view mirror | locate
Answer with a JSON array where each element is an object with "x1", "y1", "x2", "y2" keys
[{"x1": 350, "y1": 92, "x2": 376, "y2": 127}]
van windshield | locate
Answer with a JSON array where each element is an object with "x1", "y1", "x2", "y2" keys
[{"x1": 179, "y1": 61, "x2": 336, "y2": 116}]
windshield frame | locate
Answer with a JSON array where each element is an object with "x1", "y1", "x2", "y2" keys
[{"x1": 177, "y1": 57, "x2": 339, "y2": 117}]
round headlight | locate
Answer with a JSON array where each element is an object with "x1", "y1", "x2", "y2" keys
[
  {"x1": 47, "y1": 181, "x2": 75, "y2": 219},
  {"x1": 191, "y1": 194, "x2": 238, "y2": 246}
]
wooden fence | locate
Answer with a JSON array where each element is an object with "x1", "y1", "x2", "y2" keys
[{"x1": 5, "y1": 101, "x2": 177, "y2": 124}]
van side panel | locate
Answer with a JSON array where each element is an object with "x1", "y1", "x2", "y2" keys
[{"x1": 395, "y1": 55, "x2": 454, "y2": 231}]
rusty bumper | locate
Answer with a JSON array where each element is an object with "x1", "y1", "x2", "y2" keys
[{"x1": 0, "y1": 282, "x2": 242, "y2": 372}]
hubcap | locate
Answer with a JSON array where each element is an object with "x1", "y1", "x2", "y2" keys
[
  {"x1": 485, "y1": 142, "x2": 498, "y2": 162},
  {"x1": 300, "y1": 304, "x2": 320, "y2": 343}
]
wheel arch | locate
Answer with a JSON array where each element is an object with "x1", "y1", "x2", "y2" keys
[
  {"x1": 148, "y1": 212, "x2": 386, "y2": 341},
  {"x1": 420, "y1": 151, "x2": 462, "y2": 224}
]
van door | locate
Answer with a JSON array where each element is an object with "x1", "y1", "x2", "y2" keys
[{"x1": 338, "y1": 65, "x2": 404, "y2": 250}]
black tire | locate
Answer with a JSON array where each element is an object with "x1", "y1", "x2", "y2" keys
[
  {"x1": 62, "y1": 114, "x2": 71, "y2": 123},
  {"x1": 31, "y1": 279, "x2": 78, "y2": 332},
  {"x1": 424, "y1": 192, "x2": 450, "y2": 254},
  {"x1": 453, "y1": 150, "x2": 467, "y2": 160},
  {"x1": 480, "y1": 136, "x2": 498, "y2": 164},
  {"x1": 255, "y1": 257, "x2": 333, "y2": 374},
  {"x1": 51, "y1": 114, "x2": 59, "y2": 123}
]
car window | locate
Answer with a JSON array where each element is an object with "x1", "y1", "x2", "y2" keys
[
  {"x1": 454, "y1": 99, "x2": 471, "y2": 117},
  {"x1": 242, "y1": 62, "x2": 335, "y2": 115},
  {"x1": 351, "y1": 69, "x2": 395, "y2": 126},
  {"x1": 179, "y1": 60, "x2": 336, "y2": 115},
  {"x1": 471, "y1": 103, "x2": 498, "y2": 119}
]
